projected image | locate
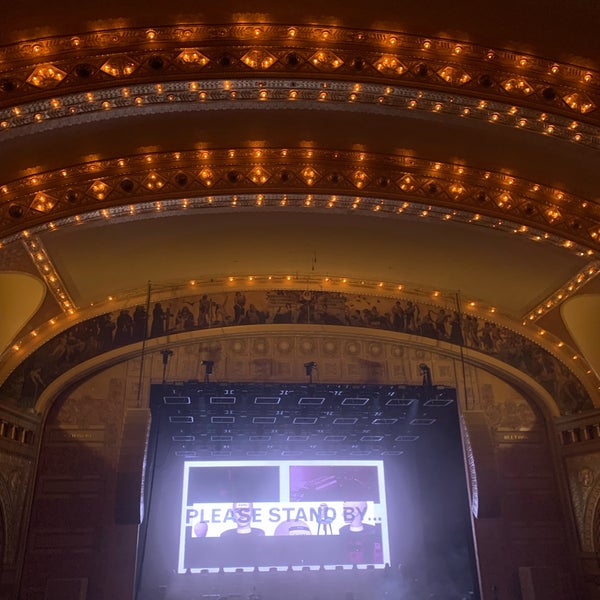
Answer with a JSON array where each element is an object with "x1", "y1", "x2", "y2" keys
[
  {"x1": 179, "y1": 461, "x2": 389, "y2": 572},
  {"x1": 289, "y1": 464, "x2": 380, "y2": 502}
]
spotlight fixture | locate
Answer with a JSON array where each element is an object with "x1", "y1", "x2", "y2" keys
[
  {"x1": 160, "y1": 349, "x2": 173, "y2": 383},
  {"x1": 419, "y1": 363, "x2": 432, "y2": 388},
  {"x1": 304, "y1": 361, "x2": 317, "y2": 383},
  {"x1": 201, "y1": 360, "x2": 215, "y2": 383}
]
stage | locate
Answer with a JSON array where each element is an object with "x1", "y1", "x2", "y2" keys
[{"x1": 135, "y1": 382, "x2": 479, "y2": 600}]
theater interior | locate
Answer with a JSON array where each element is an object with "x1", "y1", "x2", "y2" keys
[{"x1": 1, "y1": 2, "x2": 600, "y2": 599}]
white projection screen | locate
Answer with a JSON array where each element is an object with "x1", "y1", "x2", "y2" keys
[{"x1": 179, "y1": 460, "x2": 390, "y2": 572}]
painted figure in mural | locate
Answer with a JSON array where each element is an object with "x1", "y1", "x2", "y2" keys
[
  {"x1": 449, "y1": 312, "x2": 463, "y2": 345},
  {"x1": 98, "y1": 314, "x2": 116, "y2": 351},
  {"x1": 211, "y1": 301, "x2": 228, "y2": 326},
  {"x1": 318, "y1": 305, "x2": 344, "y2": 325},
  {"x1": 65, "y1": 332, "x2": 85, "y2": 364},
  {"x1": 80, "y1": 320, "x2": 100, "y2": 359},
  {"x1": 297, "y1": 291, "x2": 315, "y2": 323},
  {"x1": 164, "y1": 304, "x2": 175, "y2": 332},
  {"x1": 50, "y1": 335, "x2": 68, "y2": 362},
  {"x1": 405, "y1": 301, "x2": 419, "y2": 332},
  {"x1": 463, "y1": 315, "x2": 480, "y2": 349},
  {"x1": 114, "y1": 310, "x2": 134, "y2": 346},
  {"x1": 176, "y1": 305, "x2": 195, "y2": 331},
  {"x1": 273, "y1": 303, "x2": 293, "y2": 324},
  {"x1": 245, "y1": 304, "x2": 261, "y2": 325},
  {"x1": 367, "y1": 306, "x2": 390, "y2": 329},
  {"x1": 150, "y1": 303, "x2": 165, "y2": 337},
  {"x1": 132, "y1": 305, "x2": 148, "y2": 341},
  {"x1": 434, "y1": 309, "x2": 450, "y2": 339},
  {"x1": 198, "y1": 295, "x2": 211, "y2": 328},
  {"x1": 420, "y1": 312, "x2": 437, "y2": 338},
  {"x1": 480, "y1": 322, "x2": 494, "y2": 352},
  {"x1": 392, "y1": 301, "x2": 406, "y2": 332},
  {"x1": 234, "y1": 291, "x2": 246, "y2": 324}
]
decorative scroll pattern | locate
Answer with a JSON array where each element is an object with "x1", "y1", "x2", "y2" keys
[
  {"x1": 565, "y1": 452, "x2": 600, "y2": 552},
  {"x1": 0, "y1": 451, "x2": 33, "y2": 564}
]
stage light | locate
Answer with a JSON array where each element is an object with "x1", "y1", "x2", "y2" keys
[
  {"x1": 201, "y1": 360, "x2": 214, "y2": 383},
  {"x1": 304, "y1": 361, "x2": 317, "y2": 382},
  {"x1": 418, "y1": 363, "x2": 432, "y2": 387},
  {"x1": 160, "y1": 349, "x2": 173, "y2": 383}
]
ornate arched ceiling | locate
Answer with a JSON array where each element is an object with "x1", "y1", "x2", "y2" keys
[{"x1": 1, "y1": 3, "x2": 600, "y2": 415}]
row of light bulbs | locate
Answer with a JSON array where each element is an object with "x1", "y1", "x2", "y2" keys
[
  {"x1": 8, "y1": 187, "x2": 593, "y2": 260},
  {"x1": 20, "y1": 231, "x2": 75, "y2": 315},
  {"x1": 12, "y1": 49, "x2": 596, "y2": 121},
  {"x1": 7, "y1": 23, "x2": 598, "y2": 91},
  {"x1": 525, "y1": 262, "x2": 600, "y2": 323},
  {"x1": 0, "y1": 79, "x2": 599, "y2": 155},
  {"x1": 0, "y1": 136, "x2": 594, "y2": 237}
]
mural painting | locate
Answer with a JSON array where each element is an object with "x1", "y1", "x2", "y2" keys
[{"x1": 0, "y1": 289, "x2": 592, "y2": 414}]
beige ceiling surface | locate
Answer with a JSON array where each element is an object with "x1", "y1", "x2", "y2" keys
[
  {"x1": 0, "y1": 273, "x2": 46, "y2": 352},
  {"x1": 40, "y1": 211, "x2": 585, "y2": 316}
]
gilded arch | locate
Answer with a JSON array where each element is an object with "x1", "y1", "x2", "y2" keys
[{"x1": 16, "y1": 292, "x2": 577, "y2": 421}]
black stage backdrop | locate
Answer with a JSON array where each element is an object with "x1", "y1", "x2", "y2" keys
[{"x1": 136, "y1": 383, "x2": 479, "y2": 600}]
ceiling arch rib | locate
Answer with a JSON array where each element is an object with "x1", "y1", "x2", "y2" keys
[
  {"x1": 1, "y1": 79, "x2": 599, "y2": 165},
  {"x1": 0, "y1": 24, "x2": 598, "y2": 121},
  {"x1": 2, "y1": 147, "x2": 599, "y2": 249},
  {"x1": 3, "y1": 145, "x2": 598, "y2": 339}
]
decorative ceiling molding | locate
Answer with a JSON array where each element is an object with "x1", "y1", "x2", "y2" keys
[
  {"x1": 527, "y1": 262, "x2": 600, "y2": 323},
  {"x1": 20, "y1": 233, "x2": 75, "y2": 314},
  {"x1": 0, "y1": 24, "x2": 597, "y2": 124},
  {"x1": 1, "y1": 146, "x2": 598, "y2": 250},
  {"x1": 0, "y1": 79, "x2": 599, "y2": 152},
  {"x1": 0, "y1": 22, "x2": 599, "y2": 420}
]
